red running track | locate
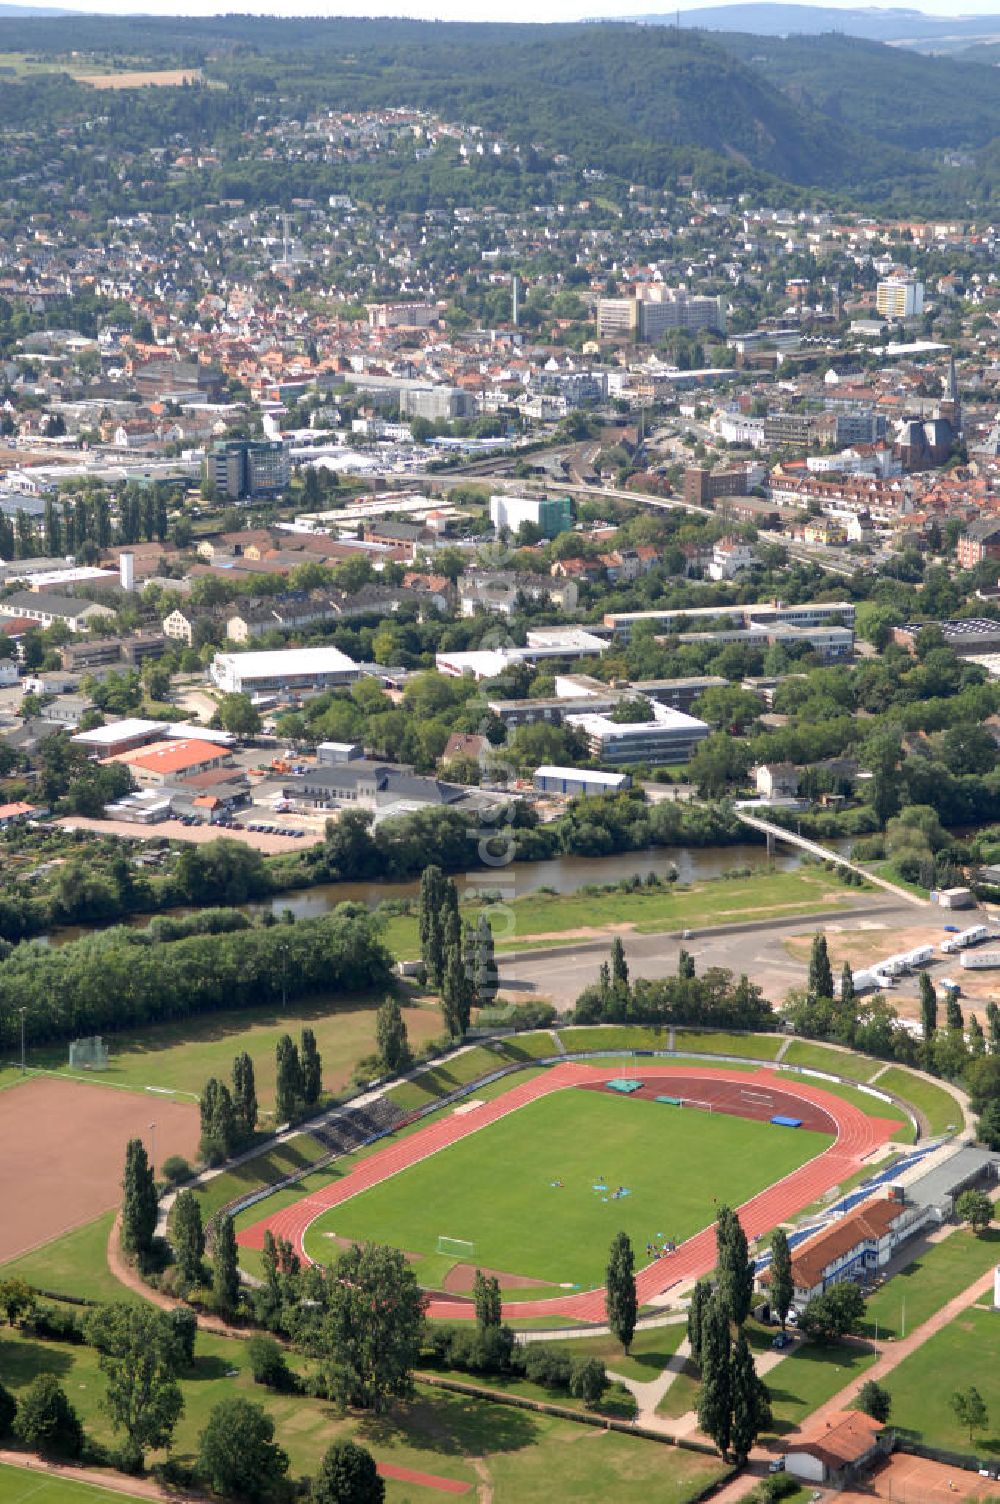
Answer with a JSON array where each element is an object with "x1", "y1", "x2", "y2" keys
[{"x1": 238, "y1": 1062, "x2": 900, "y2": 1324}]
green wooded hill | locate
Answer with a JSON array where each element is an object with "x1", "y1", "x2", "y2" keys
[
  {"x1": 0, "y1": 13, "x2": 995, "y2": 208},
  {"x1": 714, "y1": 29, "x2": 1000, "y2": 151}
]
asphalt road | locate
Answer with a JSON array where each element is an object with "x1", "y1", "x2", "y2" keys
[{"x1": 497, "y1": 897, "x2": 921, "y2": 1011}]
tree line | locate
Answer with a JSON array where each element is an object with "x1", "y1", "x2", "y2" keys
[
  {"x1": 574, "y1": 942, "x2": 773, "y2": 1032},
  {"x1": 0, "y1": 907, "x2": 392, "y2": 1050}
]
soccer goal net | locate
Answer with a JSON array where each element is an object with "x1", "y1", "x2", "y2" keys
[
  {"x1": 437, "y1": 1236, "x2": 475, "y2": 1260},
  {"x1": 69, "y1": 1035, "x2": 110, "y2": 1070}
]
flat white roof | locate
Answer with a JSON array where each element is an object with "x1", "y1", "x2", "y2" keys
[
  {"x1": 534, "y1": 766, "x2": 628, "y2": 786},
  {"x1": 71, "y1": 718, "x2": 162, "y2": 746},
  {"x1": 164, "y1": 722, "x2": 235, "y2": 746},
  {"x1": 567, "y1": 706, "x2": 709, "y2": 735},
  {"x1": 214, "y1": 645, "x2": 357, "y2": 675}
]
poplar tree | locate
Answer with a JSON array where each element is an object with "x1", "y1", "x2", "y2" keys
[
  {"x1": 212, "y1": 1215, "x2": 240, "y2": 1319},
  {"x1": 919, "y1": 972, "x2": 938, "y2": 1043},
  {"x1": 173, "y1": 1189, "x2": 205, "y2": 1285},
  {"x1": 730, "y1": 1329, "x2": 771, "y2": 1464},
  {"x1": 472, "y1": 1270, "x2": 502, "y2": 1331},
  {"x1": 688, "y1": 1278, "x2": 711, "y2": 1364},
  {"x1": 275, "y1": 1034, "x2": 304, "y2": 1121},
  {"x1": 232, "y1": 1051, "x2": 257, "y2": 1139},
  {"x1": 300, "y1": 1027, "x2": 323, "y2": 1106},
  {"x1": 610, "y1": 935, "x2": 629, "y2": 990},
  {"x1": 697, "y1": 1292, "x2": 733, "y2": 1459},
  {"x1": 376, "y1": 997, "x2": 411, "y2": 1073},
  {"x1": 769, "y1": 1228, "x2": 793, "y2": 1331},
  {"x1": 419, "y1": 865, "x2": 446, "y2": 985},
  {"x1": 807, "y1": 932, "x2": 834, "y2": 1001},
  {"x1": 121, "y1": 1138, "x2": 157, "y2": 1260},
  {"x1": 840, "y1": 961, "x2": 855, "y2": 1010},
  {"x1": 474, "y1": 913, "x2": 498, "y2": 1005},
  {"x1": 606, "y1": 1232, "x2": 637, "y2": 1355},
  {"x1": 716, "y1": 1205, "x2": 754, "y2": 1328}
]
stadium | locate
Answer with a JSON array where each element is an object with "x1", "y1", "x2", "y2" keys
[{"x1": 238, "y1": 1061, "x2": 901, "y2": 1323}]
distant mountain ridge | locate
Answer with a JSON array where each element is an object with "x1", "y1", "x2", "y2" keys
[{"x1": 631, "y1": 4, "x2": 1000, "y2": 44}]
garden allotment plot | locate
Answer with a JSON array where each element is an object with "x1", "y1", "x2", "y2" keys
[{"x1": 302, "y1": 1088, "x2": 832, "y2": 1292}]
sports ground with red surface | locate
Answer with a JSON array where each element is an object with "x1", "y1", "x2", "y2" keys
[{"x1": 238, "y1": 1062, "x2": 900, "y2": 1323}]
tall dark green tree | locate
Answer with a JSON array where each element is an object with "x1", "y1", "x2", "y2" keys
[
  {"x1": 300, "y1": 1027, "x2": 323, "y2": 1107},
  {"x1": 472, "y1": 1270, "x2": 502, "y2": 1331},
  {"x1": 418, "y1": 865, "x2": 447, "y2": 985},
  {"x1": 610, "y1": 935, "x2": 629, "y2": 990},
  {"x1": 212, "y1": 1215, "x2": 240, "y2": 1319},
  {"x1": 807, "y1": 932, "x2": 834, "y2": 1002},
  {"x1": 231, "y1": 1051, "x2": 257, "y2": 1140},
  {"x1": 946, "y1": 993, "x2": 964, "y2": 1032},
  {"x1": 688, "y1": 1277, "x2": 711, "y2": 1364},
  {"x1": 275, "y1": 1034, "x2": 304, "y2": 1121},
  {"x1": 769, "y1": 1228, "x2": 793, "y2": 1332},
  {"x1": 199, "y1": 1077, "x2": 237, "y2": 1164},
  {"x1": 920, "y1": 972, "x2": 938, "y2": 1043},
  {"x1": 376, "y1": 996, "x2": 411, "y2": 1073},
  {"x1": 474, "y1": 913, "x2": 498, "y2": 1005},
  {"x1": 678, "y1": 948, "x2": 696, "y2": 980},
  {"x1": 172, "y1": 1189, "x2": 205, "y2": 1285},
  {"x1": 840, "y1": 961, "x2": 855, "y2": 1010},
  {"x1": 605, "y1": 1232, "x2": 637, "y2": 1355},
  {"x1": 716, "y1": 1205, "x2": 754, "y2": 1327},
  {"x1": 441, "y1": 940, "x2": 473, "y2": 1038},
  {"x1": 986, "y1": 999, "x2": 1000, "y2": 1054},
  {"x1": 729, "y1": 1329, "x2": 771, "y2": 1464},
  {"x1": 697, "y1": 1291, "x2": 733, "y2": 1460},
  {"x1": 121, "y1": 1137, "x2": 157, "y2": 1260}
]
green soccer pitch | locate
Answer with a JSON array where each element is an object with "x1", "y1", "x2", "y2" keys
[{"x1": 301, "y1": 1089, "x2": 832, "y2": 1291}]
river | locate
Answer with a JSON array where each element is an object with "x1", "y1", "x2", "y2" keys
[{"x1": 42, "y1": 837, "x2": 853, "y2": 944}]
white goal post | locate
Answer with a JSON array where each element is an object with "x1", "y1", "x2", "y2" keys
[{"x1": 436, "y1": 1236, "x2": 475, "y2": 1259}]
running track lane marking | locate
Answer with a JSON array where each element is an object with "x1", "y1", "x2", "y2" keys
[
  {"x1": 377, "y1": 1462, "x2": 471, "y2": 1493},
  {"x1": 237, "y1": 1063, "x2": 899, "y2": 1324}
]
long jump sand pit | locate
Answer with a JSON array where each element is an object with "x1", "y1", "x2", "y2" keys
[{"x1": 0, "y1": 1075, "x2": 199, "y2": 1261}]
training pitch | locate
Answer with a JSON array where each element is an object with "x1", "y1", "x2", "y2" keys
[{"x1": 301, "y1": 1087, "x2": 832, "y2": 1291}]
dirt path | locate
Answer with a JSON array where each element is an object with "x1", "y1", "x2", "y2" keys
[{"x1": 0, "y1": 1449, "x2": 203, "y2": 1502}]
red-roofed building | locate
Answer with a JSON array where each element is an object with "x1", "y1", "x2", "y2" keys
[
  {"x1": 105, "y1": 738, "x2": 234, "y2": 788},
  {"x1": 785, "y1": 1409, "x2": 888, "y2": 1488}
]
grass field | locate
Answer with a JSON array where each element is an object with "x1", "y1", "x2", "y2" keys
[
  {"x1": 0, "y1": 1331, "x2": 725, "y2": 1503},
  {"x1": 781, "y1": 1041, "x2": 883, "y2": 1081},
  {"x1": 303, "y1": 1088, "x2": 832, "y2": 1290},
  {"x1": 0, "y1": 997, "x2": 442, "y2": 1115},
  {"x1": 874, "y1": 1067, "x2": 962, "y2": 1137},
  {"x1": 0, "y1": 1465, "x2": 146, "y2": 1504},
  {"x1": 861, "y1": 1227, "x2": 1000, "y2": 1341},
  {"x1": 886, "y1": 1306, "x2": 1000, "y2": 1454},
  {"x1": 0, "y1": 1213, "x2": 130, "y2": 1306},
  {"x1": 764, "y1": 1337, "x2": 876, "y2": 1432},
  {"x1": 379, "y1": 869, "x2": 855, "y2": 960}
]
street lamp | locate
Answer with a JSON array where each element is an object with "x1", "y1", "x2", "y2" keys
[
  {"x1": 149, "y1": 1121, "x2": 157, "y2": 1176},
  {"x1": 17, "y1": 1007, "x2": 25, "y2": 1074}
]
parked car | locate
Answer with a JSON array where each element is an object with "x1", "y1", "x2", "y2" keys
[{"x1": 768, "y1": 1458, "x2": 786, "y2": 1474}]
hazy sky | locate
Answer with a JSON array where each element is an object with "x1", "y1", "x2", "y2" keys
[{"x1": 21, "y1": 0, "x2": 1000, "y2": 22}]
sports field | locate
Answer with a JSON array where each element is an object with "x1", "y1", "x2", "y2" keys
[
  {"x1": 302, "y1": 1087, "x2": 832, "y2": 1291},
  {"x1": 0, "y1": 1464, "x2": 145, "y2": 1504}
]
